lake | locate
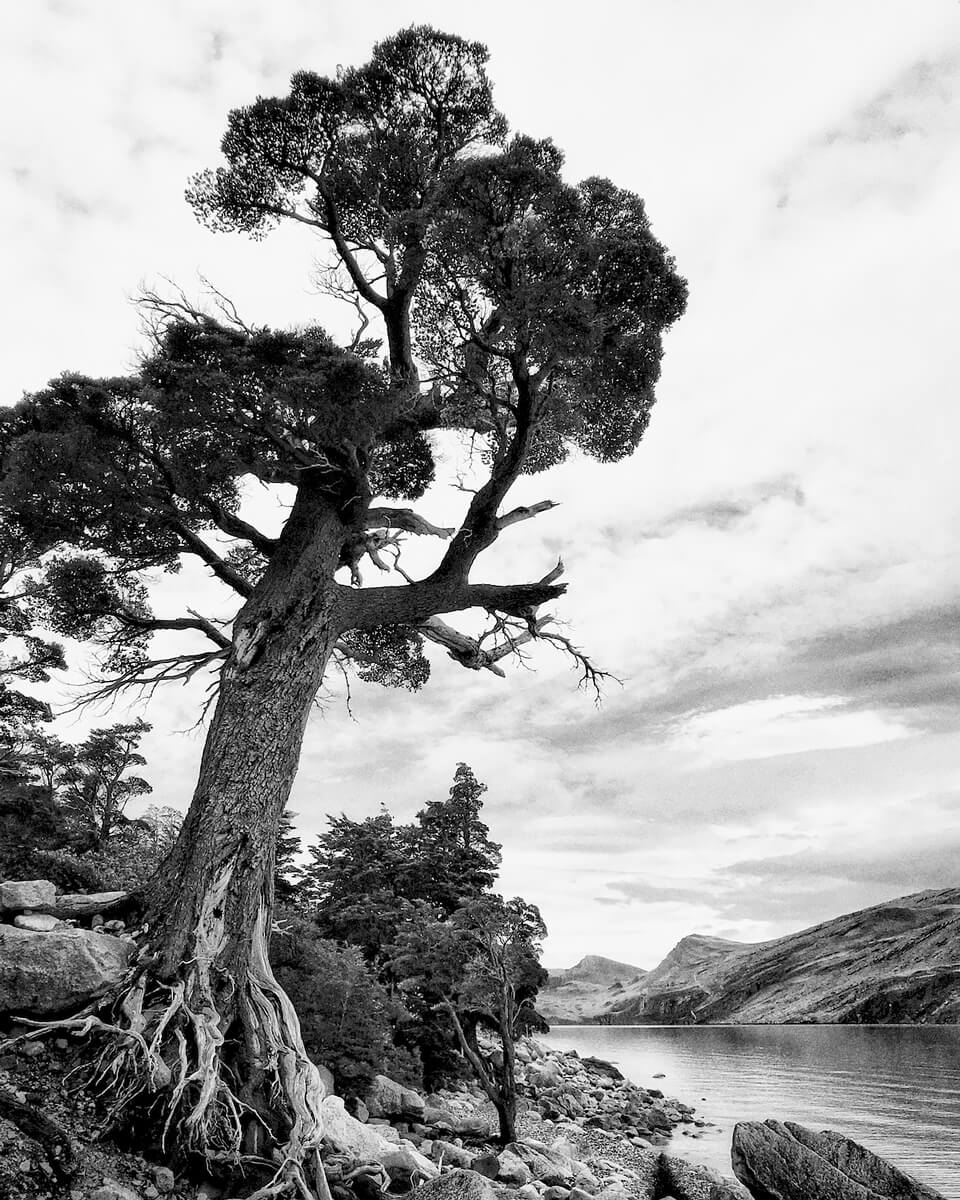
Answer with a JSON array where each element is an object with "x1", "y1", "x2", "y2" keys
[{"x1": 543, "y1": 1024, "x2": 960, "y2": 1198}]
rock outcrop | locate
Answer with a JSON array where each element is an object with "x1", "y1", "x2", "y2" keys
[
  {"x1": 589, "y1": 889, "x2": 960, "y2": 1025},
  {"x1": 0, "y1": 878, "x2": 138, "y2": 1017},
  {"x1": 731, "y1": 1120, "x2": 947, "y2": 1200},
  {"x1": 0, "y1": 925, "x2": 135, "y2": 1016}
]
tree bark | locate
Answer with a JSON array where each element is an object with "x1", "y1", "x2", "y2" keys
[{"x1": 129, "y1": 474, "x2": 349, "y2": 1193}]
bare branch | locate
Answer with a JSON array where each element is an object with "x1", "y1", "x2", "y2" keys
[
  {"x1": 495, "y1": 500, "x2": 558, "y2": 531},
  {"x1": 364, "y1": 508, "x2": 455, "y2": 539},
  {"x1": 66, "y1": 650, "x2": 226, "y2": 713}
]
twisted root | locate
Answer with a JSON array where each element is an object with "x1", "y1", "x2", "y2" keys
[{"x1": 3, "y1": 885, "x2": 333, "y2": 1200}]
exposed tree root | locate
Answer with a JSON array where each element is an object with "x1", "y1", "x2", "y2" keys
[{"x1": 3, "y1": 891, "x2": 334, "y2": 1200}]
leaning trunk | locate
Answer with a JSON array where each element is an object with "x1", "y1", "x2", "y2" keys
[{"x1": 123, "y1": 477, "x2": 349, "y2": 1195}]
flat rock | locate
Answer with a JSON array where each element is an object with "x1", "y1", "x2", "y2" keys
[
  {"x1": 12, "y1": 913, "x2": 61, "y2": 932},
  {"x1": 0, "y1": 880, "x2": 56, "y2": 912},
  {"x1": 731, "y1": 1120, "x2": 947, "y2": 1200},
  {"x1": 0, "y1": 926, "x2": 135, "y2": 1016}
]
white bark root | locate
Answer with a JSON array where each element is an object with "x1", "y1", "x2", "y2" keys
[{"x1": 5, "y1": 878, "x2": 334, "y2": 1200}]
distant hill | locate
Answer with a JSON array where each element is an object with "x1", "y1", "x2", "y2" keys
[
  {"x1": 540, "y1": 955, "x2": 647, "y2": 1024},
  {"x1": 545, "y1": 889, "x2": 960, "y2": 1026}
]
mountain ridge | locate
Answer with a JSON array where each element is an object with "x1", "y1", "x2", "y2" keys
[{"x1": 540, "y1": 888, "x2": 960, "y2": 1026}]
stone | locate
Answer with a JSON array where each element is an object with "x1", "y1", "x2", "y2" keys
[
  {"x1": 320, "y1": 1096, "x2": 437, "y2": 1178},
  {"x1": 12, "y1": 913, "x2": 61, "y2": 933},
  {"x1": 507, "y1": 1140, "x2": 578, "y2": 1188},
  {"x1": 351, "y1": 1097, "x2": 369, "y2": 1123},
  {"x1": 0, "y1": 927, "x2": 135, "y2": 1017},
  {"x1": 410, "y1": 1168, "x2": 499, "y2": 1199},
  {"x1": 660, "y1": 1153, "x2": 745, "y2": 1199},
  {"x1": 470, "y1": 1152, "x2": 500, "y2": 1179},
  {"x1": 516, "y1": 1188, "x2": 539, "y2": 1200},
  {"x1": 454, "y1": 1112, "x2": 490, "y2": 1137},
  {"x1": 151, "y1": 1166, "x2": 175, "y2": 1194},
  {"x1": 315, "y1": 1061, "x2": 335, "y2": 1096},
  {"x1": 527, "y1": 1059, "x2": 563, "y2": 1090},
  {"x1": 431, "y1": 1139, "x2": 474, "y2": 1169},
  {"x1": 497, "y1": 1149, "x2": 532, "y2": 1186},
  {"x1": 381, "y1": 1144, "x2": 435, "y2": 1189},
  {"x1": 731, "y1": 1120, "x2": 947, "y2": 1200},
  {"x1": 88, "y1": 1181, "x2": 142, "y2": 1200},
  {"x1": 543, "y1": 1188, "x2": 570, "y2": 1200},
  {"x1": 366, "y1": 1072, "x2": 426, "y2": 1120},
  {"x1": 0, "y1": 880, "x2": 56, "y2": 913}
]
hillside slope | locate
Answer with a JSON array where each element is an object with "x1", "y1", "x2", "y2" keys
[
  {"x1": 540, "y1": 954, "x2": 647, "y2": 1024},
  {"x1": 600, "y1": 888, "x2": 960, "y2": 1025}
]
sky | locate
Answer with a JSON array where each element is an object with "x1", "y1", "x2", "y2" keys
[{"x1": 4, "y1": 0, "x2": 960, "y2": 967}]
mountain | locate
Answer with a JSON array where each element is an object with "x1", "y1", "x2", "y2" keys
[
  {"x1": 552, "y1": 888, "x2": 960, "y2": 1026},
  {"x1": 540, "y1": 954, "x2": 647, "y2": 1024}
]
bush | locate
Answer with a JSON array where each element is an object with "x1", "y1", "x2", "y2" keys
[{"x1": 271, "y1": 913, "x2": 420, "y2": 1097}]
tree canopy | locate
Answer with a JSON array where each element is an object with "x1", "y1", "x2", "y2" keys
[{"x1": 0, "y1": 25, "x2": 686, "y2": 1199}]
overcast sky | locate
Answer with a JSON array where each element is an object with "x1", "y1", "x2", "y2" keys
[{"x1": 4, "y1": 0, "x2": 960, "y2": 967}]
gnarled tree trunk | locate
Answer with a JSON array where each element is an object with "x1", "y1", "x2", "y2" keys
[{"x1": 128, "y1": 476, "x2": 349, "y2": 1196}]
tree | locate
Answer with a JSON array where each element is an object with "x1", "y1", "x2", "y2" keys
[
  {"x1": 0, "y1": 26, "x2": 685, "y2": 1198},
  {"x1": 390, "y1": 894, "x2": 547, "y2": 1144},
  {"x1": 412, "y1": 762, "x2": 501, "y2": 911},
  {"x1": 275, "y1": 809, "x2": 304, "y2": 903},
  {"x1": 55, "y1": 719, "x2": 152, "y2": 850},
  {"x1": 0, "y1": 525, "x2": 66, "y2": 776}
]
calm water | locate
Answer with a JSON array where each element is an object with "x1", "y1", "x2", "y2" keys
[{"x1": 543, "y1": 1025, "x2": 960, "y2": 1198}]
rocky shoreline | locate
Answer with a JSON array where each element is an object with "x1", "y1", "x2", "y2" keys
[{"x1": 0, "y1": 877, "x2": 948, "y2": 1199}]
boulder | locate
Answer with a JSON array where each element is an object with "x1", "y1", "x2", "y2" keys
[
  {"x1": 506, "y1": 1140, "x2": 578, "y2": 1188},
  {"x1": 497, "y1": 1149, "x2": 532, "y2": 1186},
  {"x1": 88, "y1": 1182, "x2": 143, "y2": 1200},
  {"x1": 12, "y1": 913, "x2": 61, "y2": 932},
  {"x1": 527, "y1": 1059, "x2": 563, "y2": 1089},
  {"x1": 470, "y1": 1153, "x2": 500, "y2": 1179},
  {"x1": 316, "y1": 1061, "x2": 335, "y2": 1096},
  {"x1": 411, "y1": 1168, "x2": 498, "y2": 1199},
  {"x1": 0, "y1": 880, "x2": 56, "y2": 913},
  {"x1": 321, "y1": 1097, "x2": 437, "y2": 1178},
  {"x1": 731, "y1": 1120, "x2": 947, "y2": 1200},
  {"x1": 366, "y1": 1072, "x2": 426, "y2": 1120},
  {"x1": 431, "y1": 1139, "x2": 474, "y2": 1169},
  {"x1": 0, "y1": 926, "x2": 135, "y2": 1016},
  {"x1": 660, "y1": 1153, "x2": 746, "y2": 1199}
]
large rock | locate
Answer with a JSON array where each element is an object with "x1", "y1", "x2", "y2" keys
[
  {"x1": 661, "y1": 1152, "x2": 747, "y2": 1199},
  {"x1": 12, "y1": 913, "x2": 61, "y2": 932},
  {"x1": 731, "y1": 1120, "x2": 947, "y2": 1200},
  {"x1": 366, "y1": 1072, "x2": 426, "y2": 1120},
  {"x1": 505, "y1": 1139, "x2": 579, "y2": 1188},
  {"x1": 0, "y1": 880, "x2": 56, "y2": 912},
  {"x1": 411, "y1": 1168, "x2": 498, "y2": 1199},
  {"x1": 321, "y1": 1096, "x2": 437, "y2": 1178},
  {"x1": 0, "y1": 926, "x2": 135, "y2": 1016}
]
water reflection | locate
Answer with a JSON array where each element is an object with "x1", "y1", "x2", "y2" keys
[{"x1": 543, "y1": 1025, "x2": 960, "y2": 1197}]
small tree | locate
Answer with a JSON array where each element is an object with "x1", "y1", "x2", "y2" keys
[
  {"x1": 55, "y1": 720, "x2": 152, "y2": 850},
  {"x1": 391, "y1": 894, "x2": 546, "y2": 1144},
  {"x1": 412, "y1": 763, "x2": 501, "y2": 911}
]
